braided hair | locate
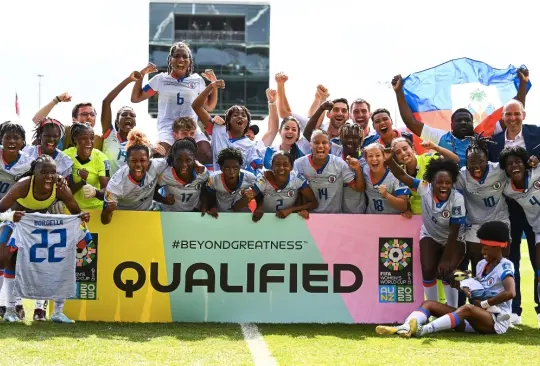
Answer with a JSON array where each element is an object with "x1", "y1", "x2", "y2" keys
[
  {"x1": 339, "y1": 121, "x2": 364, "y2": 155},
  {"x1": 15, "y1": 155, "x2": 56, "y2": 182},
  {"x1": 167, "y1": 41, "x2": 194, "y2": 77},
  {"x1": 224, "y1": 105, "x2": 251, "y2": 134},
  {"x1": 115, "y1": 106, "x2": 136, "y2": 131},
  {"x1": 0, "y1": 121, "x2": 26, "y2": 148},
  {"x1": 217, "y1": 147, "x2": 244, "y2": 168},
  {"x1": 70, "y1": 122, "x2": 94, "y2": 146},
  {"x1": 465, "y1": 134, "x2": 494, "y2": 160},
  {"x1": 33, "y1": 118, "x2": 65, "y2": 142},
  {"x1": 167, "y1": 137, "x2": 197, "y2": 167}
]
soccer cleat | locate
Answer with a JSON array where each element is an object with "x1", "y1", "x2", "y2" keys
[
  {"x1": 398, "y1": 318, "x2": 419, "y2": 338},
  {"x1": 0, "y1": 306, "x2": 6, "y2": 319},
  {"x1": 51, "y1": 313, "x2": 75, "y2": 324},
  {"x1": 3, "y1": 309, "x2": 21, "y2": 322},
  {"x1": 15, "y1": 304, "x2": 25, "y2": 320},
  {"x1": 510, "y1": 313, "x2": 522, "y2": 325},
  {"x1": 33, "y1": 309, "x2": 47, "y2": 322},
  {"x1": 375, "y1": 325, "x2": 399, "y2": 335}
]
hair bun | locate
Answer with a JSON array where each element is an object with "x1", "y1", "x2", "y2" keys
[{"x1": 126, "y1": 129, "x2": 150, "y2": 150}]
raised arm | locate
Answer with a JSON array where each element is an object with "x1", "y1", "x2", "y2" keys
[
  {"x1": 201, "y1": 69, "x2": 218, "y2": 112},
  {"x1": 275, "y1": 72, "x2": 292, "y2": 118},
  {"x1": 131, "y1": 63, "x2": 158, "y2": 103},
  {"x1": 260, "y1": 89, "x2": 279, "y2": 147},
  {"x1": 392, "y1": 74, "x2": 424, "y2": 137},
  {"x1": 307, "y1": 85, "x2": 329, "y2": 130},
  {"x1": 515, "y1": 67, "x2": 529, "y2": 108},
  {"x1": 420, "y1": 141, "x2": 460, "y2": 163},
  {"x1": 192, "y1": 80, "x2": 225, "y2": 129},
  {"x1": 102, "y1": 71, "x2": 140, "y2": 132},
  {"x1": 384, "y1": 150, "x2": 416, "y2": 189},
  {"x1": 32, "y1": 92, "x2": 72, "y2": 124},
  {"x1": 303, "y1": 101, "x2": 333, "y2": 141}
]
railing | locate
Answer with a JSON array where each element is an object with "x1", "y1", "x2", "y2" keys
[{"x1": 174, "y1": 30, "x2": 246, "y2": 42}]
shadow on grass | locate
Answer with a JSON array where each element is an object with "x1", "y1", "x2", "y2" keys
[
  {"x1": 0, "y1": 322, "x2": 245, "y2": 343},
  {"x1": 257, "y1": 323, "x2": 540, "y2": 346}
]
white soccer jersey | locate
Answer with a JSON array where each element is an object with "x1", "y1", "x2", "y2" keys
[
  {"x1": 143, "y1": 72, "x2": 206, "y2": 143},
  {"x1": 207, "y1": 170, "x2": 257, "y2": 212},
  {"x1": 253, "y1": 170, "x2": 309, "y2": 213},
  {"x1": 475, "y1": 258, "x2": 514, "y2": 317},
  {"x1": 12, "y1": 213, "x2": 88, "y2": 301},
  {"x1": 503, "y1": 166, "x2": 540, "y2": 234},
  {"x1": 363, "y1": 165, "x2": 410, "y2": 214},
  {"x1": 105, "y1": 158, "x2": 168, "y2": 211},
  {"x1": 413, "y1": 178, "x2": 466, "y2": 244},
  {"x1": 157, "y1": 166, "x2": 210, "y2": 212},
  {"x1": 456, "y1": 162, "x2": 508, "y2": 225},
  {"x1": 293, "y1": 154, "x2": 354, "y2": 213},
  {"x1": 211, "y1": 124, "x2": 262, "y2": 172},
  {"x1": 24, "y1": 146, "x2": 73, "y2": 178},
  {"x1": 102, "y1": 128, "x2": 128, "y2": 175},
  {"x1": 0, "y1": 148, "x2": 33, "y2": 199}
]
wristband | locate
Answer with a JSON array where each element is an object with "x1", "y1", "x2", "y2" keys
[
  {"x1": 0, "y1": 211, "x2": 14, "y2": 222},
  {"x1": 268, "y1": 102, "x2": 276, "y2": 106},
  {"x1": 55, "y1": 96, "x2": 61, "y2": 103},
  {"x1": 480, "y1": 300, "x2": 490, "y2": 309}
]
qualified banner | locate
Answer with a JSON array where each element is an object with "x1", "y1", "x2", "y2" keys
[{"x1": 64, "y1": 212, "x2": 424, "y2": 323}]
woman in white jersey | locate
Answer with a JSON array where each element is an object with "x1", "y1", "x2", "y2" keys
[
  {"x1": 377, "y1": 221, "x2": 515, "y2": 337},
  {"x1": 101, "y1": 71, "x2": 141, "y2": 175},
  {"x1": 192, "y1": 80, "x2": 263, "y2": 174},
  {"x1": 456, "y1": 135, "x2": 509, "y2": 275},
  {"x1": 386, "y1": 155, "x2": 466, "y2": 307},
  {"x1": 101, "y1": 130, "x2": 168, "y2": 225},
  {"x1": 130, "y1": 42, "x2": 218, "y2": 165},
  {"x1": 363, "y1": 143, "x2": 410, "y2": 215},
  {"x1": 0, "y1": 155, "x2": 90, "y2": 323},
  {"x1": 499, "y1": 146, "x2": 540, "y2": 307},
  {"x1": 293, "y1": 130, "x2": 365, "y2": 213},
  {"x1": 202, "y1": 147, "x2": 258, "y2": 217},
  {"x1": 0, "y1": 122, "x2": 32, "y2": 320},
  {"x1": 250, "y1": 151, "x2": 318, "y2": 222},
  {"x1": 156, "y1": 137, "x2": 209, "y2": 212}
]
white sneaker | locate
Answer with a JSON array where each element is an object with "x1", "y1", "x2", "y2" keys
[{"x1": 510, "y1": 313, "x2": 522, "y2": 325}]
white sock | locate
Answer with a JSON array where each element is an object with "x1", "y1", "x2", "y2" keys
[
  {"x1": 423, "y1": 280, "x2": 439, "y2": 301},
  {"x1": 15, "y1": 297, "x2": 22, "y2": 306},
  {"x1": 54, "y1": 300, "x2": 65, "y2": 315},
  {"x1": 420, "y1": 312, "x2": 460, "y2": 336},
  {"x1": 3, "y1": 277, "x2": 16, "y2": 309},
  {"x1": 35, "y1": 300, "x2": 45, "y2": 310},
  {"x1": 0, "y1": 280, "x2": 6, "y2": 307},
  {"x1": 464, "y1": 320, "x2": 476, "y2": 333},
  {"x1": 0, "y1": 272, "x2": 3, "y2": 295},
  {"x1": 404, "y1": 308, "x2": 430, "y2": 326},
  {"x1": 443, "y1": 282, "x2": 458, "y2": 308}
]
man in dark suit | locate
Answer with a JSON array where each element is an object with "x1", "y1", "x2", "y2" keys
[{"x1": 488, "y1": 98, "x2": 540, "y2": 327}]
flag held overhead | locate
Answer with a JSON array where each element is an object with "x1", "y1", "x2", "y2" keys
[{"x1": 403, "y1": 58, "x2": 531, "y2": 137}]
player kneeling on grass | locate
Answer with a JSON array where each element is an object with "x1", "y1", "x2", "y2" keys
[
  {"x1": 248, "y1": 151, "x2": 318, "y2": 222},
  {"x1": 376, "y1": 221, "x2": 515, "y2": 337}
]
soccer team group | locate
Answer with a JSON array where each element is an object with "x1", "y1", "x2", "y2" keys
[{"x1": 0, "y1": 41, "x2": 538, "y2": 336}]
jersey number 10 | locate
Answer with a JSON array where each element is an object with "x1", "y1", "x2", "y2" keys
[{"x1": 30, "y1": 228, "x2": 67, "y2": 263}]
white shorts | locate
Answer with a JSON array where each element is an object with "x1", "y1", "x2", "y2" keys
[
  {"x1": 157, "y1": 127, "x2": 210, "y2": 146},
  {"x1": 491, "y1": 313, "x2": 510, "y2": 334},
  {"x1": 465, "y1": 220, "x2": 510, "y2": 243},
  {"x1": 420, "y1": 225, "x2": 465, "y2": 246},
  {"x1": 536, "y1": 233, "x2": 540, "y2": 245}
]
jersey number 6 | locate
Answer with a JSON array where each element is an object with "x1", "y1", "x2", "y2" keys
[
  {"x1": 176, "y1": 92, "x2": 184, "y2": 105},
  {"x1": 30, "y1": 228, "x2": 67, "y2": 263}
]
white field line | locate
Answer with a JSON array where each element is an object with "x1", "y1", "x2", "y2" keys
[{"x1": 240, "y1": 323, "x2": 278, "y2": 366}]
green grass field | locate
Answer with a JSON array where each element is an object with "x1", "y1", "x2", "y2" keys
[{"x1": 1, "y1": 242, "x2": 539, "y2": 365}]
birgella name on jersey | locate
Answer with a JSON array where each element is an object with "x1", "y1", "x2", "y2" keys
[
  {"x1": 114, "y1": 262, "x2": 364, "y2": 297},
  {"x1": 34, "y1": 219, "x2": 64, "y2": 226}
]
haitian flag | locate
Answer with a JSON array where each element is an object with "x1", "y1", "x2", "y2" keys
[{"x1": 403, "y1": 58, "x2": 531, "y2": 137}]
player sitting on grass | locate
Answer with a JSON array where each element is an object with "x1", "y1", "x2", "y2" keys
[{"x1": 376, "y1": 221, "x2": 515, "y2": 337}]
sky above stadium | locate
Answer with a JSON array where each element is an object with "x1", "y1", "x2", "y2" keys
[{"x1": 1, "y1": 0, "x2": 539, "y2": 141}]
